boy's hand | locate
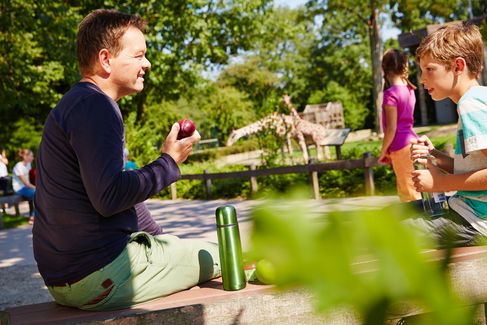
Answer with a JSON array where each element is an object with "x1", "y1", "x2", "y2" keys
[
  {"x1": 162, "y1": 123, "x2": 201, "y2": 164},
  {"x1": 411, "y1": 164, "x2": 447, "y2": 192},
  {"x1": 410, "y1": 135, "x2": 435, "y2": 163}
]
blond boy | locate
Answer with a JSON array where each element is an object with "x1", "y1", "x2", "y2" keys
[{"x1": 408, "y1": 22, "x2": 487, "y2": 247}]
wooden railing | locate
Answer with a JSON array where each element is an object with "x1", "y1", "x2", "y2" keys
[{"x1": 170, "y1": 152, "x2": 379, "y2": 200}]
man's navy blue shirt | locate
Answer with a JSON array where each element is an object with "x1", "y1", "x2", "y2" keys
[{"x1": 33, "y1": 82, "x2": 181, "y2": 286}]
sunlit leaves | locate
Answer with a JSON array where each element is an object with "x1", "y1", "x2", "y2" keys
[{"x1": 250, "y1": 196, "x2": 475, "y2": 324}]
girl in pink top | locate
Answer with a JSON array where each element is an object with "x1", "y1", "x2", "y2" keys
[{"x1": 379, "y1": 49, "x2": 421, "y2": 202}]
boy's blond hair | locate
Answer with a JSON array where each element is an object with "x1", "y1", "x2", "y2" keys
[{"x1": 416, "y1": 22, "x2": 484, "y2": 79}]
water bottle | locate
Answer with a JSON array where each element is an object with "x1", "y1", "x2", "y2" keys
[
  {"x1": 215, "y1": 205, "x2": 246, "y2": 291},
  {"x1": 413, "y1": 156, "x2": 449, "y2": 216}
]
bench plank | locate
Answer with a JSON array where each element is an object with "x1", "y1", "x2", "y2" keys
[{"x1": 1, "y1": 278, "x2": 272, "y2": 325}]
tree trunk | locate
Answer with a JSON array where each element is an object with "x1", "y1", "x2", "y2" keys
[
  {"x1": 415, "y1": 63, "x2": 429, "y2": 125},
  {"x1": 368, "y1": 0, "x2": 383, "y2": 135}
]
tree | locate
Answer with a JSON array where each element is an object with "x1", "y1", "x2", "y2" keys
[
  {"x1": 0, "y1": 0, "x2": 273, "y2": 159},
  {"x1": 390, "y1": 0, "x2": 487, "y2": 32},
  {"x1": 249, "y1": 6, "x2": 316, "y2": 109},
  {"x1": 217, "y1": 57, "x2": 280, "y2": 117},
  {"x1": 201, "y1": 85, "x2": 256, "y2": 143},
  {"x1": 300, "y1": 1, "x2": 382, "y2": 128},
  {"x1": 112, "y1": 0, "x2": 274, "y2": 120},
  {"x1": 304, "y1": 0, "x2": 387, "y2": 133},
  {"x1": 0, "y1": 1, "x2": 80, "y2": 153}
]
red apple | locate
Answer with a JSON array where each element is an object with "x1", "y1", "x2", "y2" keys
[
  {"x1": 177, "y1": 119, "x2": 196, "y2": 140},
  {"x1": 29, "y1": 168, "x2": 36, "y2": 185}
]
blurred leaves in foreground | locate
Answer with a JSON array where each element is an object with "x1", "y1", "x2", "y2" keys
[{"x1": 248, "y1": 190, "x2": 475, "y2": 325}]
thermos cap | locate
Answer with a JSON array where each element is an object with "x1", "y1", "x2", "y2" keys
[{"x1": 215, "y1": 205, "x2": 237, "y2": 226}]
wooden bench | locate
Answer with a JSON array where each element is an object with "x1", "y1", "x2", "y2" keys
[
  {"x1": 0, "y1": 195, "x2": 33, "y2": 228},
  {"x1": 2, "y1": 246, "x2": 487, "y2": 325},
  {"x1": 0, "y1": 278, "x2": 274, "y2": 325}
]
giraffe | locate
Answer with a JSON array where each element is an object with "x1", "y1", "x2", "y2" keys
[
  {"x1": 283, "y1": 95, "x2": 332, "y2": 160},
  {"x1": 226, "y1": 112, "x2": 311, "y2": 163}
]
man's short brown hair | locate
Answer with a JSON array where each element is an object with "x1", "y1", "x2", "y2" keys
[
  {"x1": 416, "y1": 22, "x2": 484, "y2": 79},
  {"x1": 77, "y1": 9, "x2": 147, "y2": 76}
]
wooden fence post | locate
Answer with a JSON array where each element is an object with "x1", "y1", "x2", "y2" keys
[
  {"x1": 204, "y1": 169, "x2": 212, "y2": 199},
  {"x1": 308, "y1": 159, "x2": 321, "y2": 200},
  {"x1": 248, "y1": 164, "x2": 258, "y2": 195},
  {"x1": 170, "y1": 182, "x2": 177, "y2": 200},
  {"x1": 363, "y1": 152, "x2": 375, "y2": 196}
]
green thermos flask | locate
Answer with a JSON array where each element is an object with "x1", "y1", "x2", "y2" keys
[{"x1": 215, "y1": 205, "x2": 246, "y2": 291}]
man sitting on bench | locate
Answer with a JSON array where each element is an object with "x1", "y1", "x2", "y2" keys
[{"x1": 33, "y1": 9, "x2": 220, "y2": 311}]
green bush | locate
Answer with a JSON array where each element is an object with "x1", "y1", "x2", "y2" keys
[
  {"x1": 189, "y1": 139, "x2": 260, "y2": 162},
  {"x1": 319, "y1": 169, "x2": 365, "y2": 198},
  {"x1": 160, "y1": 163, "x2": 250, "y2": 200},
  {"x1": 256, "y1": 173, "x2": 309, "y2": 197},
  {"x1": 308, "y1": 81, "x2": 369, "y2": 130}
]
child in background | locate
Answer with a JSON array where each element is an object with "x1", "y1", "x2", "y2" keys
[
  {"x1": 0, "y1": 149, "x2": 9, "y2": 195},
  {"x1": 123, "y1": 148, "x2": 138, "y2": 171},
  {"x1": 409, "y1": 22, "x2": 487, "y2": 247},
  {"x1": 12, "y1": 148, "x2": 36, "y2": 224},
  {"x1": 379, "y1": 49, "x2": 421, "y2": 202}
]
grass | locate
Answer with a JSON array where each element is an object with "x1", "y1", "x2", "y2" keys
[{"x1": 2, "y1": 213, "x2": 30, "y2": 229}]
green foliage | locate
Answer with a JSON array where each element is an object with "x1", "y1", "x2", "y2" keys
[
  {"x1": 124, "y1": 114, "x2": 161, "y2": 168},
  {"x1": 0, "y1": 1, "x2": 79, "y2": 147},
  {"x1": 308, "y1": 81, "x2": 369, "y2": 130},
  {"x1": 391, "y1": 0, "x2": 487, "y2": 31},
  {"x1": 249, "y1": 196, "x2": 475, "y2": 324},
  {"x1": 124, "y1": 101, "x2": 178, "y2": 166},
  {"x1": 481, "y1": 20, "x2": 487, "y2": 41},
  {"x1": 217, "y1": 58, "x2": 280, "y2": 116},
  {"x1": 256, "y1": 174, "x2": 308, "y2": 197},
  {"x1": 201, "y1": 85, "x2": 256, "y2": 143},
  {"x1": 114, "y1": 0, "x2": 274, "y2": 110},
  {"x1": 318, "y1": 169, "x2": 364, "y2": 198},
  {"x1": 7, "y1": 118, "x2": 43, "y2": 157},
  {"x1": 373, "y1": 165, "x2": 398, "y2": 196},
  {"x1": 2, "y1": 214, "x2": 30, "y2": 229},
  {"x1": 0, "y1": 0, "x2": 273, "y2": 153},
  {"x1": 189, "y1": 139, "x2": 259, "y2": 162},
  {"x1": 252, "y1": 6, "x2": 318, "y2": 110},
  {"x1": 163, "y1": 163, "x2": 251, "y2": 199},
  {"x1": 256, "y1": 129, "x2": 288, "y2": 167},
  {"x1": 289, "y1": 2, "x2": 376, "y2": 128}
]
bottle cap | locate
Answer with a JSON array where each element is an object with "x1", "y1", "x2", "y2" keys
[{"x1": 215, "y1": 205, "x2": 238, "y2": 226}]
